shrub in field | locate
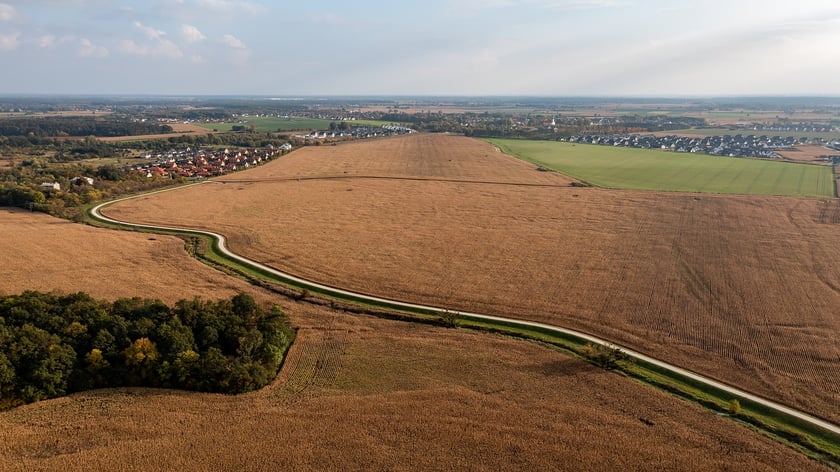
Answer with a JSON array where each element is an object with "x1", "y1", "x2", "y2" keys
[
  {"x1": 438, "y1": 309, "x2": 461, "y2": 328},
  {"x1": 581, "y1": 343, "x2": 629, "y2": 370},
  {"x1": 0, "y1": 291, "x2": 295, "y2": 409},
  {"x1": 728, "y1": 399, "x2": 741, "y2": 415}
]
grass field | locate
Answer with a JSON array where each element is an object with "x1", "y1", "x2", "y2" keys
[{"x1": 489, "y1": 138, "x2": 835, "y2": 197}]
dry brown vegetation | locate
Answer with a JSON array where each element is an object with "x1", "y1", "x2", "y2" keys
[
  {"x1": 0, "y1": 208, "x2": 257, "y2": 303},
  {"x1": 0, "y1": 206, "x2": 827, "y2": 470},
  {"x1": 0, "y1": 303, "x2": 830, "y2": 471},
  {"x1": 776, "y1": 146, "x2": 837, "y2": 163},
  {"x1": 103, "y1": 134, "x2": 840, "y2": 424}
]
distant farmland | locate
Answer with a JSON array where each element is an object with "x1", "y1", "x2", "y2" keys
[
  {"x1": 197, "y1": 116, "x2": 331, "y2": 132},
  {"x1": 196, "y1": 116, "x2": 396, "y2": 132},
  {"x1": 490, "y1": 138, "x2": 835, "y2": 197}
]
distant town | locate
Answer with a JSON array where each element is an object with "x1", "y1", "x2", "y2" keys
[{"x1": 565, "y1": 133, "x2": 839, "y2": 160}]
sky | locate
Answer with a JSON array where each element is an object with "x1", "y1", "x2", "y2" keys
[{"x1": 1, "y1": 0, "x2": 840, "y2": 96}]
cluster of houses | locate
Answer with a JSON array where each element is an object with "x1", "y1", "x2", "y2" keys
[
  {"x1": 564, "y1": 133, "x2": 812, "y2": 159},
  {"x1": 131, "y1": 144, "x2": 291, "y2": 179},
  {"x1": 294, "y1": 125, "x2": 414, "y2": 141},
  {"x1": 745, "y1": 124, "x2": 835, "y2": 133}
]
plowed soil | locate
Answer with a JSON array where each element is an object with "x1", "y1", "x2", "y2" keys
[{"x1": 103, "y1": 133, "x2": 840, "y2": 424}]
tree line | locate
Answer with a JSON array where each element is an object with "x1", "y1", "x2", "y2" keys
[
  {"x1": 0, "y1": 291, "x2": 295, "y2": 410},
  {"x1": 0, "y1": 116, "x2": 173, "y2": 138}
]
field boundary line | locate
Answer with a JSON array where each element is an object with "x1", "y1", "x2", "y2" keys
[
  {"x1": 213, "y1": 174, "x2": 571, "y2": 189},
  {"x1": 89, "y1": 184, "x2": 840, "y2": 442}
]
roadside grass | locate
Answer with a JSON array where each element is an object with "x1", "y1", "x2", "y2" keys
[
  {"x1": 86, "y1": 192, "x2": 840, "y2": 469},
  {"x1": 489, "y1": 138, "x2": 835, "y2": 197}
]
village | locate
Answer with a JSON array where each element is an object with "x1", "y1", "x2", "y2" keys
[
  {"x1": 294, "y1": 124, "x2": 415, "y2": 141},
  {"x1": 130, "y1": 143, "x2": 292, "y2": 179},
  {"x1": 566, "y1": 133, "x2": 814, "y2": 159}
]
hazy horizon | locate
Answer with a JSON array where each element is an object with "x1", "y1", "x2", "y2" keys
[{"x1": 2, "y1": 1, "x2": 840, "y2": 96}]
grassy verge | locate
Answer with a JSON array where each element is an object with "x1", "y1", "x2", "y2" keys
[{"x1": 86, "y1": 195, "x2": 840, "y2": 469}]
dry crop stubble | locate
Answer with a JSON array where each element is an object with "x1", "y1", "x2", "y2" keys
[
  {"x1": 0, "y1": 208, "x2": 260, "y2": 303},
  {"x1": 0, "y1": 303, "x2": 831, "y2": 471},
  {"x1": 102, "y1": 134, "x2": 840, "y2": 425},
  {"x1": 0, "y1": 179, "x2": 833, "y2": 470}
]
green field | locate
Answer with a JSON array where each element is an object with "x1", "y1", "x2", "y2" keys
[{"x1": 489, "y1": 139, "x2": 835, "y2": 197}]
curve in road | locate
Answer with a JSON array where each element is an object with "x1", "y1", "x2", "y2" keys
[{"x1": 90, "y1": 183, "x2": 840, "y2": 438}]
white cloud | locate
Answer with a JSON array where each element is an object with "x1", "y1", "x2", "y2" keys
[
  {"x1": 120, "y1": 21, "x2": 184, "y2": 59},
  {"x1": 134, "y1": 21, "x2": 166, "y2": 40},
  {"x1": 119, "y1": 38, "x2": 183, "y2": 59},
  {"x1": 190, "y1": 54, "x2": 207, "y2": 63},
  {"x1": 194, "y1": 0, "x2": 262, "y2": 14},
  {"x1": 0, "y1": 3, "x2": 15, "y2": 21},
  {"x1": 181, "y1": 24, "x2": 206, "y2": 43},
  {"x1": 0, "y1": 32, "x2": 18, "y2": 50},
  {"x1": 38, "y1": 34, "x2": 55, "y2": 48},
  {"x1": 220, "y1": 33, "x2": 246, "y2": 49},
  {"x1": 220, "y1": 33, "x2": 249, "y2": 64},
  {"x1": 78, "y1": 38, "x2": 109, "y2": 58}
]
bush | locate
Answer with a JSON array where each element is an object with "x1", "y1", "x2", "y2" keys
[
  {"x1": 439, "y1": 309, "x2": 461, "y2": 328},
  {"x1": 581, "y1": 343, "x2": 629, "y2": 369}
]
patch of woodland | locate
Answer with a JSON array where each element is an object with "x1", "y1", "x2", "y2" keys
[{"x1": 0, "y1": 291, "x2": 295, "y2": 410}]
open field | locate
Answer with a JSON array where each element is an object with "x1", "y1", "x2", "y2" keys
[
  {"x1": 0, "y1": 207, "x2": 827, "y2": 469},
  {"x1": 776, "y1": 146, "x2": 839, "y2": 163},
  {"x1": 103, "y1": 134, "x2": 840, "y2": 424},
  {"x1": 49, "y1": 123, "x2": 219, "y2": 143},
  {"x1": 0, "y1": 303, "x2": 830, "y2": 471},
  {"x1": 490, "y1": 139, "x2": 835, "y2": 197},
  {"x1": 96, "y1": 123, "x2": 217, "y2": 142},
  {"x1": 662, "y1": 128, "x2": 840, "y2": 140},
  {"x1": 0, "y1": 208, "x2": 260, "y2": 303},
  {"x1": 692, "y1": 111, "x2": 837, "y2": 126},
  {"x1": 196, "y1": 116, "x2": 332, "y2": 132}
]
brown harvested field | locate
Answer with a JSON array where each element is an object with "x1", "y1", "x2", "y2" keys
[
  {"x1": 776, "y1": 146, "x2": 837, "y2": 163},
  {"x1": 103, "y1": 134, "x2": 840, "y2": 423},
  {"x1": 220, "y1": 133, "x2": 576, "y2": 184},
  {"x1": 0, "y1": 208, "x2": 259, "y2": 303},
  {"x1": 0, "y1": 205, "x2": 826, "y2": 470},
  {"x1": 0, "y1": 303, "x2": 830, "y2": 471}
]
